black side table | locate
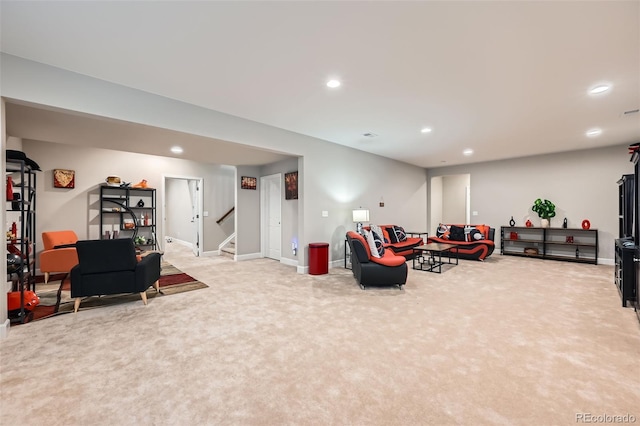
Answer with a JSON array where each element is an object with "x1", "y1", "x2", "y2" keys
[{"x1": 344, "y1": 238, "x2": 352, "y2": 269}]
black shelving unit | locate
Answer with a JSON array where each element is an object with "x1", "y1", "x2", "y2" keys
[
  {"x1": 99, "y1": 185, "x2": 157, "y2": 251},
  {"x1": 500, "y1": 226, "x2": 598, "y2": 265},
  {"x1": 6, "y1": 159, "x2": 37, "y2": 323},
  {"x1": 618, "y1": 174, "x2": 634, "y2": 238}
]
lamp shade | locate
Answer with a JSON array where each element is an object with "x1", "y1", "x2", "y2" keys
[{"x1": 352, "y1": 209, "x2": 370, "y2": 223}]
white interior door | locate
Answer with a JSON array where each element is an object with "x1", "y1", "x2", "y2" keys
[
  {"x1": 188, "y1": 179, "x2": 201, "y2": 256},
  {"x1": 262, "y1": 174, "x2": 281, "y2": 260}
]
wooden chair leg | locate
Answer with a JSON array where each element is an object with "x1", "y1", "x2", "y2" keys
[
  {"x1": 44, "y1": 272, "x2": 49, "y2": 284},
  {"x1": 74, "y1": 298, "x2": 81, "y2": 313},
  {"x1": 154, "y1": 280, "x2": 160, "y2": 293},
  {"x1": 140, "y1": 291, "x2": 148, "y2": 305}
]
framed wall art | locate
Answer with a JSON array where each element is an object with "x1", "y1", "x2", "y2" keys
[
  {"x1": 285, "y1": 171, "x2": 298, "y2": 200},
  {"x1": 241, "y1": 176, "x2": 257, "y2": 190},
  {"x1": 53, "y1": 169, "x2": 75, "y2": 188}
]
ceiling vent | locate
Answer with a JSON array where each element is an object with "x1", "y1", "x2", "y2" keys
[{"x1": 362, "y1": 132, "x2": 378, "y2": 138}]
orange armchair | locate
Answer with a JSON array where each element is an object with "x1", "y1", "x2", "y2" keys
[{"x1": 40, "y1": 230, "x2": 79, "y2": 283}]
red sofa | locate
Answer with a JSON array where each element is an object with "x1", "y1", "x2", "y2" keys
[
  {"x1": 427, "y1": 224, "x2": 495, "y2": 261},
  {"x1": 365, "y1": 225, "x2": 423, "y2": 259}
]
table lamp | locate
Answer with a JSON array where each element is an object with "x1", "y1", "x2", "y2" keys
[{"x1": 352, "y1": 208, "x2": 370, "y2": 234}]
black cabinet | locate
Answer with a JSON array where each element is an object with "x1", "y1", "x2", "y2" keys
[
  {"x1": 615, "y1": 238, "x2": 636, "y2": 307},
  {"x1": 99, "y1": 185, "x2": 157, "y2": 250},
  {"x1": 618, "y1": 174, "x2": 634, "y2": 238}
]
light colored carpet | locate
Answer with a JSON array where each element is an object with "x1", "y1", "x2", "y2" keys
[{"x1": 1, "y1": 243, "x2": 639, "y2": 425}]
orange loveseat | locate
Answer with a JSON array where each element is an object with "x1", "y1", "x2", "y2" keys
[
  {"x1": 40, "y1": 230, "x2": 79, "y2": 283},
  {"x1": 365, "y1": 225, "x2": 423, "y2": 259},
  {"x1": 427, "y1": 224, "x2": 495, "y2": 261}
]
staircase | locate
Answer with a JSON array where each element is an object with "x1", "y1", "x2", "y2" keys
[{"x1": 220, "y1": 240, "x2": 235, "y2": 258}]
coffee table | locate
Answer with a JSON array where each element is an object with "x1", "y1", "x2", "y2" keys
[{"x1": 412, "y1": 243, "x2": 459, "y2": 273}]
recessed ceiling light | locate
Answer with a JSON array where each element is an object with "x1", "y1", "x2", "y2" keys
[
  {"x1": 589, "y1": 84, "x2": 611, "y2": 95},
  {"x1": 326, "y1": 79, "x2": 341, "y2": 88},
  {"x1": 463, "y1": 149, "x2": 474, "y2": 156},
  {"x1": 171, "y1": 146, "x2": 183, "y2": 154},
  {"x1": 421, "y1": 127, "x2": 432, "y2": 133},
  {"x1": 586, "y1": 128, "x2": 602, "y2": 137}
]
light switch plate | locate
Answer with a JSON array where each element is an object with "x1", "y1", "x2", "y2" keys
[{"x1": 322, "y1": 210, "x2": 329, "y2": 217}]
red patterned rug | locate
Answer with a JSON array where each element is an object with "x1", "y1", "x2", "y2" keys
[{"x1": 16, "y1": 261, "x2": 207, "y2": 323}]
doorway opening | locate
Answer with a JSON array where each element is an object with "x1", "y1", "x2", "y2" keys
[
  {"x1": 430, "y1": 174, "x2": 471, "y2": 233},
  {"x1": 162, "y1": 175, "x2": 204, "y2": 257}
]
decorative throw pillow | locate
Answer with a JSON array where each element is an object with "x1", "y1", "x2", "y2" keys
[
  {"x1": 449, "y1": 225, "x2": 466, "y2": 241},
  {"x1": 385, "y1": 227, "x2": 398, "y2": 243},
  {"x1": 371, "y1": 231, "x2": 386, "y2": 256},
  {"x1": 465, "y1": 225, "x2": 487, "y2": 242},
  {"x1": 365, "y1": 230, "x2": 381, "y2": 258},
  {"x1": 391, "y1": 226, "x2": 407, "y2": 242},
  {"x1": 467, "y1": 228, "x2": 485, "y2": 241},
  {"x1": 436, "y1": 224, "x2": 451, "y2": 239},
  {"x1": 370, "y1": 224, "x2": 385, "y2": 242}
]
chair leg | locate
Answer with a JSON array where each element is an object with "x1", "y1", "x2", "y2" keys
[
  {"x1": 74, "y1": 298, "x2": 81, "y2": 313},
  {"x1": 154, "y1": 280, "x2": 160, "y2": 293},
  {"x1": 44, "y1": 272, "x2": 49, "y2": 284},
  {"x1": 140, "y1": 291, "x2": 148, "y2": 305}
]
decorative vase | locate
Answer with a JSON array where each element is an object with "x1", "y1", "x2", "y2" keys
[
  {"x1": 540, "y1": 219, "x2": 550, "y2": 228},
  {"x1": 137, "y1": 199, "x2": 145, "y2": 208},
  {"x1": 6, "y1": 176, "x2": 13, "y2": 201},
  {"x1": 581, "y1": 219, "x2": 591, "y2": 230},
  {"x1": 562, "y1": 218, "x2": 567, "y2": 228},
  {"x1": 509, "y1": 216, "x2": 515, "y2": 227},
  {"x1": 525, "y1": 219, "x2": 533, "y2": 228}
]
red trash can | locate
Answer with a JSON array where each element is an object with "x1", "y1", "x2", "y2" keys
[{"x1": 309, "y1": 242, "x2": 329, "y2": 275}]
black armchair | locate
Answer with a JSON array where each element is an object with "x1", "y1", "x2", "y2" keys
[
  {"x1": 70, "y1": 238, "x2": 161, "y2": 312},
  {"x1": 346, "y1": 231, "x2": 408, "y2": 289}
]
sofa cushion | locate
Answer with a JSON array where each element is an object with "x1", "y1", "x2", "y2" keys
[
  {"x1": 372, "y1": 231, "x2": 386, "y2": 256},
  {"x1": 465, "y1": 225, "x2": 486, "y2": 242},
  {"x1": 370, "y1": 249, "x2": 407, "y2": 267},
  {"x1": 436, "y1": 224, "x2": 450, "y2": 239},
  {"x1": 387, "y1": 226, "x2": 407, "y2": 243},
  {"x1": 449, "y1": 225, "x2": 465, "y2": 241},
  {"x1": 365, "y1": 230, "x2": 381, "y2": 258}
]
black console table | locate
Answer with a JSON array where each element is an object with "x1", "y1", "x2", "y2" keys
[{"x1": 615, "y1": 238, "x2": 636, "y2": 307}]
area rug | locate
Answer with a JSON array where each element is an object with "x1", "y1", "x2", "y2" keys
[{"x1": 18, "y1": 260, "x2": 207, "y2": 323}]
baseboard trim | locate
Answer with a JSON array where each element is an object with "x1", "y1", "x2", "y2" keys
[
  {"x1": 330, "y1": 259, "x2": 344, "y2": 269},
  {"x1": 236, "y1": 252, "x2": 261, "y2": 261},
  {"x1": 0, "y1": 318, "x2": 10, "y2": 339},
  {"x1": 598, "y1": 257, "x2": 614, "y2": 266},
  {"x1": 297, "y1": 265, "x2": 309, "y2": 274},
  {"x1": 202, "y1": 250, "x2": 219, "y2": 257},
  {"x1": 167, "y1": 238, "x2": 193, "y2": 249},
  {"x1": 280, "y1": 257, "x2": 298, "y2": 268}
]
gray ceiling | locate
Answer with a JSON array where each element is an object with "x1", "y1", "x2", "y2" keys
[{"x1": 1, "y1": 1, "x2": 639, "y2": 168}]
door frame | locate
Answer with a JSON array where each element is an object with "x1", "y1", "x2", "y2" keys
[
  {"x1": 161, "y1": 174, "x2": 204, "y2": 256},
  {"x1": 260, "y1": 173, "x2": 282, "y2": 259}
]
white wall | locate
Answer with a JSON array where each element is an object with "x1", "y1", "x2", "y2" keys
[
  {"x1": 442, "y1": 174, "x2": 470, "y2": 224},
  {"x1": 2, "y1": 54, "x2": 429, "y2": 269},
  {"x1": 428, "y1": 145, "x2": 633, "y2": 263},
  {"x1": 22, "y1": 139, "x2": 235, "y2": 255},
  {"x1": 261, "y1": 158, "x2": 299, "y2": 264}
]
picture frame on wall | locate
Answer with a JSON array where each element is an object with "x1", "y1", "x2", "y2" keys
[
  {"x1": 53, "y1": 169, "x2": 75, "y2": 188},
  {"x1": 241, "y1": 176, "x2": 257, "y2": 190},
  {"x1": 285, "y1": 171, "x2": 298, "y2": 200}
]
